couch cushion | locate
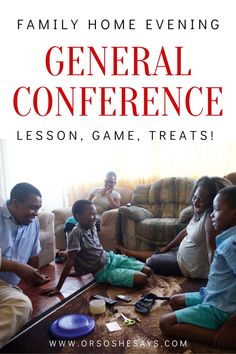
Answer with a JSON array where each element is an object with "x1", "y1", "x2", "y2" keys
[
  {"x1": 119, "y1": 205, "x2": 153, "y2": 222},
  {"x1": 116, "y1": 187, "x2": 133, "y2": 206},
  {"x1": 135, "y1": 217, "x2": 186, "y2": 250},
  {"x1": 131, "y1": 184, "x2": 150, "y2": 207},
  {"x1": 148, "y1": 177, "x2": 194, "y2": 218}
]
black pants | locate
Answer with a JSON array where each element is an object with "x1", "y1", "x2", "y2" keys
[{"x1": 146, "y1": 249, "x2": 183, "y2": 276}]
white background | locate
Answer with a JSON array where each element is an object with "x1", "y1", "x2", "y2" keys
[
  {"x1": 0, "y1": 0, "x2": 235, "y2": 141},
  {"x1": 0, "y1": 0, "x2": 235, "y2": 208}
]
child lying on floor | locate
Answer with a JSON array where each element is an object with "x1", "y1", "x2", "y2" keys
[
  {"x1": 160, "y1": 186, "x2": 236, "y2": 350},
  {"x1": 41, "y1": 200, "x2": 151, "y2": 296}
]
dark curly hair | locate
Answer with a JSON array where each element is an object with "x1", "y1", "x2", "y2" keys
[
  {"x1": 217, "y1": 186, "x2": 236, "y2": 209},
  {"x1": 190, "y1": 176, "x2": 232, "y2": 211},
  {"x1": 72, "y1": 199, "x2": 93, "y2": 217},
  {"x1": 10, "y1": 183, "x2": 41, "y2": 203}
]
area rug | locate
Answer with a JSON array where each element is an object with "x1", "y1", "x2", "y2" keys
[{"x1": 1, "y1": 274, "x2": 235, "y2": 354}]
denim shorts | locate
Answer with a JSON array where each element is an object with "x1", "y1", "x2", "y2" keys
[
  {"x1": 175, "y1": 292, "x2": 229, "y2": 330},
  {"x1": 94, "y1": 251, "x2": 145, "y2": 287}
]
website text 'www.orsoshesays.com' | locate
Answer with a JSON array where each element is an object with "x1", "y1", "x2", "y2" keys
[{"x1": 49, "y1": 338, "x2": 188, "y2": 350}]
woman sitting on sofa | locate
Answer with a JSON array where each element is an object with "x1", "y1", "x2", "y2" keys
[
  {"x1": 88, "y1": 171, "x2": 121, "y2": 224},
  {"x1": 117, "y1": 176, "x2": 231, "y2": 279}
]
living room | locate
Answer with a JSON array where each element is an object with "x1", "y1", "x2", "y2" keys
[
  {"x1": 1, "y1": 0, "x2": 236, "y2": 351},
  {"x1": 1, "y1": 136, "x2": 236, "y2": 353}
]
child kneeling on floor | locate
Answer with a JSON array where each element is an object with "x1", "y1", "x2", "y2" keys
[
  {"x1": 42, "y1": 200, "x2": 151, "y2": 296},
  {"x1": 160, "y1": 186, "x2": 236, "y2": 350}
]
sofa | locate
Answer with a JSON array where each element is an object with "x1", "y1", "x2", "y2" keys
[
  {"x1": 0, "y1": 195, "x2": 55, "y2": 268},
  {"x1": 37, "y1": 211, "x2": 55, "y2": 268},
  {"x1": 119, "y1": 177, "x2": 195, "y2": 252},
  {"x1": 52, "y1": 186, "x2": 133, "y2": 252},
  {"x1": 224, "y1": 172, "x2": 236, "y2": 185},
  {"x1": 119, "y1": 174, "x2": 236, "y2": 252}
]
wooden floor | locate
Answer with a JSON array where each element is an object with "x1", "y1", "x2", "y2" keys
[{"x1": 19, "y1": 262, "x2": 93, "y2": 318}]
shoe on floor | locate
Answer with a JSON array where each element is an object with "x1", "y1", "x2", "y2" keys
[
  {"x1": 134, "y1": 293, "x2": 170, "y2": 314},
  {"x1": 55, "y1": 252, "x2": 66, "y2": 264}
]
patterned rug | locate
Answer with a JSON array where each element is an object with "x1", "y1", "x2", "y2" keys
[{"x1": 1, "y1": 274, "x2": 234, "y2": 354}]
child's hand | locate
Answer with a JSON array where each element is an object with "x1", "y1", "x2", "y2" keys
[{"x1": 40, "y1": 287, "x2": 60, "y2": 297}]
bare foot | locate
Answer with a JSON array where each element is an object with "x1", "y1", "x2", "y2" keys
[
  {"x1": 116, "y1": 243, "x2": 125, "y2": 253},
  {"x1": 116, "y1": 244, "x2": 132, "y2": 257}
]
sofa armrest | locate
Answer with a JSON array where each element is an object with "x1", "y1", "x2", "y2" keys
[
  {"x1": 119, "y1": 205, "x2": 153, "y2": 222},
  {"x1": 99, "y1": 209, "x2": 119, "y2": 251},
  {"x1": 38, "y1": 211, "x2": 55, "y2": 268},
  {"x1": 100, "y1": 209, "x2": 116, "y2": 226},
  {"x1": 179, "y1": 206, "x2": 193, "y2": 224},
  {"x1": 52, "y1": 208, "x2": 72, "y2": 250}
]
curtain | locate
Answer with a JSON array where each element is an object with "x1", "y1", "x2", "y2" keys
[
  {"x1": 0, "y1": 140, "x2": 10, "y2": 199},
  {"x1": 66, "y1": 140, "x2": 235, "y2": 205},
  {"x1": 0, "y1": 139, "x2": 235, "y2": 209}
]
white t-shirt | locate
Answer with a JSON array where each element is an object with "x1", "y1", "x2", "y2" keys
[
  {"x1": 90, "y1": 188, "x2": 121, "y2": 216},
  {"x1": 177, "y1": 211, "x2": 210, "y2": 279}
]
